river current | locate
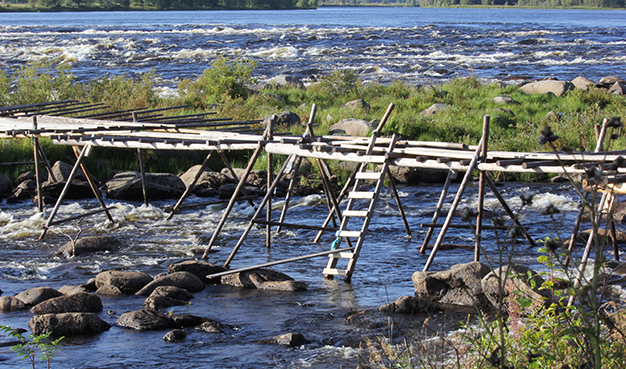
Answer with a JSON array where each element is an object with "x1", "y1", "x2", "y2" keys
[{"x1": 0, "y1": 7, "x2": 625, "y2": 368}]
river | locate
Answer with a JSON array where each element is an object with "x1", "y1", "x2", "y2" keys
[{"x1": 0, "y1": 7, "x2": 624, "y2": 368}]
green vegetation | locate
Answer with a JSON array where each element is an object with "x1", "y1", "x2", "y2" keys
[
  {"x1": 0, "y1": 325, "x2": 63, "y2": 369},
  {"x1": 0, "y1": 0, "x2": 317, "y2": 12},
  {"x1": 1, "y1": 60, "x2": 625, "y2": 182},
  {"x1": 418, "y1": 0, "x2": 624, "y2": 7}
]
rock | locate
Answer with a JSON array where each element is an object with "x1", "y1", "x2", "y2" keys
[
  {"x1": 341, "y1": 99, "x2": 371, "y2": 112},
  {"x1": 195, "y1": 320, "x2": 225, "y2": 333},
  {"x1": 14, "y1": 287, "x2": 63, "y2": 306},
  {"x1": 545, "y1": 111, "x2": 561, "y2": 121},
  {"x1": 220, "y1": 168, "x2": 267, "y2": 187},
  {"x1": 221, "y1": 269, "x2": 307, "y2": 292},
  {"x1": 29, "y1": 313, "x2": 110, "y2": 336},
  {"x1": 135, "y1": 271, "x2": 205, "y2": 296},
  {"x1": 58, "y1": 285, "x2": 90, "y2": 295},
  {"x1": 217, "y1": 183, "x2": 263, "y2": 199},
  {"x1": 163, "y1": 329, "x2": 187, "y2": 342},
  {"x1": 259, "y1": 333, "x2": 308, "y2": 346},
  {"x1": 50, "y1": 160, "x2": 90, "y2": 183},
  {"x1": 266, "y1": 74, "x2": 305, "y2": 89},
  {"x1": 599, "y1": 76, "x2": 626, "y2": 86},
  {"x1": 0, "y1": 173, "x2": 13, "y2": 197},
  {"x1": 10, "y1": 179, "x2": 36, "y2": 201},
  {"x1": 179, "y1": 166, "x2": 233, "y2": 196},
  {"x1": 168, "y1": 260, "x2": 227, "y2": 284},
  {"x1": 262, "y1": 111, "x2": 301, "y2": 127},
  {"x1": 328, "y1": 118, "x2": 375, "y2": 136},
  {"x1": 16, "y1": 171, "x2": 36, "y2": 183},
  {"x1": 387, "y1": 166, "x2": 454, "y2": 184},
  {"x1": 519, "y1": 80, "x2": 573, "y2": 97},
  {"x1": 571, "y1": 76, "x2": 602, "y2": 90},
  {"x1": 0, "y1": 296, "x2": 27, "y2": 312},
  {"x1": 608, "y1": 82, "x2": 626, "y2": 95},
  {"x1": 379, "y1": 295, "x2": 435, "y2": 315},
  {"x1": 105, "y1": 171, "x2": 185, "y2": 201},
  {"x1": 264, "y1": 93, "x2": 286, "y2": 104},
  {"x1": 172, "y1": 313, "x2": 209, "y2": 328},
  {"x1": 412, "y1": 261, "x2": 491, "y2": 310},
  {"x1": 40, "y1": 161, "x2": 99, "y2": 200},
  {"x1": 30, "y1": 292, "x2": 103, "y2": 314},
  {"x1": 420, "y1": 103, "x2": 449, "y2": 117},
  {"x1": 492, "y1": 95, "x2": 521, "y2": 105},
  {"x1": 143, "y1": 295, "x2": 189, "y2": 310},
  {"x1": 95, "y1": 270, "x2": 153, "y2": 295},
  {"x1": 57, "y1": 235, "x2": 122, "y2": 257},
  {"x1": 481, "y1": 263, "x2": 550, "y2": 314},
  {"x1": 149, "y1": 286, "x2": 194, "y2": 301},
  {"x1": 95, "y1": 285, "x2": 123, "y2": 296},
  {"x1": 116, "y1": 308, "x2": 173, "y2": 331}
]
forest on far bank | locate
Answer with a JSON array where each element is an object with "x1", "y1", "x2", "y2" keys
[{"x1": 0, "y1": 0, "x2": 318, "y2": 11}]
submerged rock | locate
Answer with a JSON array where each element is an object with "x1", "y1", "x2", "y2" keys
[
  {"x1": 105, "y1": 171, "x2": 185, "y2": 200},
  {"x1": 57, "y1": 236, "x2": 123, "y2": 257},
  {"x1": 168, "y1": 260, "x2": 228, "y2": 284},
  {"x1": 135, "y1": 271, "x2": 205, "y2": 296},
  {"x1": 379, "y1": 295, "x2": 436, "y2": 315},
  {"x1": 116, "y1": 308, "x2": 173, "y2": 331},
  {"x1": 95, "y1": 270, "x2": 153, "y2": 295},
  {"x1": 258, "y1": 333, "x2": 309, "y2": 346},
  {"x1": 29, "y1": 312, "x2": 110, "y2": 336},
  {"x1": 221, "y1": 269, "x2": 307, "y2": 292},
  {"x1": 163, "y1": 329, "x2": 187, "y2": 342},
  {"x1": 0, "y1": 296, "x2": 27, "y2": 312}
]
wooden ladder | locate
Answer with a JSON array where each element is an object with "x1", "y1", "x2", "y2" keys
[{"x1": 323, "y1": 131, "x2": 397, "y2": 282}]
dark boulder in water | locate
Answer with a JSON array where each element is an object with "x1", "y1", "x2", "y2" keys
[
  {"x1": 116, "y1": 308, "x2": 173, "y2": 331},
  {"x1": 30, "y1": 292, "x2": 103, "y2": 314},
  {"x1": 14, "y1": 287, "x2": 63, "y2": 306},
  {"x1": 57, "y1": 236, "x2": 123, "y2": 257},
  {"x1": 29, "y1": 312, "x2": 110, "y2": 336},
  {"x1": 135, "y1": 271, "x2": 205, "y2": 296}
]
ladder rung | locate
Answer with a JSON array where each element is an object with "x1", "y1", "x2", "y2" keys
[
  {"x1": 343, "y1": 210, "x2": 369, "y2": 217},
  {"x1": 355, "y1": 171, "x2": 382, "y2": 180},
  {"x1": 328, "y1": 252, "x2": 355, "y2": 259},
  {"x1": 323, "y1": 268, "x2": 348, "y2": 276},
  {"x1": 338, "y1": 230, "x2": 362, "y2": 238},
  {"x1": 348, "y1": 191, "x2": 375, "y2": 199}
]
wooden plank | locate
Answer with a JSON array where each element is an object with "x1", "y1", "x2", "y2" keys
[
  {"x1": 338, "y1": 230, "x2": 362, "y2": 238},
  {"x1": 343, "y1": 210, "x2": 369, "y2": 217},
  {"x1": 355, "y1": 171, "x2": 382, "y2": 180},
  {"x1": 348, "y1": 191, "x2": 375, "y2": 199},
  {"x1": 322, "y1": 268, "x2": 348, "y2": 276}
]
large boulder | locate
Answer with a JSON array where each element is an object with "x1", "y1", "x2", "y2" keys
[
  {"x1": 387, "y1": 166, "x2": 452, "y2": 184},
  {"x1": 95, "y1": 270, "x2": 153, "y2": 295},
  {"x1": 379, "y1": 295, "x2": 436, "y2": 315},
  {"x1": 116, "y1": 308, "x2": 173, "y2": 331},
  {"x1": 412, "y1": 261, "x2": 491, "y2": 310},
  {"x1": 262, "y1": 111, "x2": 302, "y2": 127},
  {"x1": 599, "y1": 76, "x2": 626, "y2": 86},
  {"x1": 420, "y1": 103, "x2": 449, "y2": 117},
  {"x1": 135, "y1": 271, "x2": 205, "y2": 296},
  {"x1": 143, "y1": 284, "x2": 194, "y2": 310},
  {"x1": 57, "y1": 236, "x2": 122, "y2": 257},
  {"x1": 258, "y1": 333, "x2": 309, "y2": 346},
  {"x1": 492, "y1": 95, "x2": 521, "y2": 105},
  {"x1": 105, "y1": 171, "x2": 185, "y2": 201},
  {"x1": 179, "y1": 165, "x2": 233, "y2": 197},
  {"x1": 0, "y1": 296, "x2": 27, "y2": 312},
  {"x1": 266, "y1": 74, "x2": 305, "y2": 89},
  {"x1": 14, "y1": 287, "x2": 63, "y2": 306},
  {"x1": 608, "y1": 82, "x2": 626, "y2": 95},
  {"x1": 0, "y1": 173, "x2": 13, "y2": 196},
  {"x1": 520, "y1": 80, "x2": 573, "y2": 97},
  {"x1": 30, "y1": 292, "x2": 103, "y2": 314},
  {"x1": 329, "y1": 118, "x2": 375, "y2": 136},
  {"x1": 341, "y1": 99, "x2": 371, "y2": 112},
  {"x1": 221, "y1": 269, "x2": 307, "y2": 292},
  {"x1": 221, "y1": 168, "x2": 267, "y2": 187},
  {"x1": 40, "y1": 161, "x2": 99, "y2": 199},
  {"x1": 571, "y1": 76, "x2": 602, "y2": 90},
  {"x1": 29, "y1": 313, "x2": 110, "y2": 336},
  {"x1": 168, "y1": 260, "x2": 228, "y2": 284},
  {"x1": 481, "y1": 263, "x2": 551, "y2": 314}
]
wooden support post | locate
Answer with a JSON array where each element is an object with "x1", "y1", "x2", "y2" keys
[
  {"x1": 276, "y1": 156, "x2": 302, "y2": 234},
  {"x1": 475, "y1": 115, "x2": 490, "y2": 261},
  {"x1": 166, "y1": 151, "x2": 215, "y2": 220},
  {"x1": 316, "y1": 158, "x2": 352, "y2": 249},
  {"x1": 423, "y1": 139, "x2": 484, "y2": 272},
  {"x1": 224, "y1": 154, "x2": 296, "y2": 268},
  {"x1": 72, "y1": 146, "x2": 114, "y2": 223},
  {"x1": 313, "y1": 165, "x2": 359, "y2": 243},
  {"x1": 137, "y1": 148, "x2": 149, "y2": 207},
  {"x1": 385, "y1": 165, "x2": 412, "y2": 238},
  {"x1": 32, "y1": 117, "x2": 43, "y2": 213},
  {"x1": 200, "y1": 127, "x2": 271, "y2": 260},
  {"x1": 419, "y1": 170, "x2": 457, "y2": 253},
  {"x1": 484, "y1": 174, "x2": 535, "y2": 247},
  {"x1": 39, "y1": 145, "x2": 93, "y2": 240},
  {"x1": 266, "y1": 117, "x2": 274, "y2": 249},
  {"x1": 34, "y1": 141, "x2": 57, "y2": 183}
]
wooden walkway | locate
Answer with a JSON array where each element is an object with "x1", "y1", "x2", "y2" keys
[{"x1": 1, "y1": 104, "x2": 624, "y2": 282}]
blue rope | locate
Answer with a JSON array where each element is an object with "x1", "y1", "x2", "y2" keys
[{"x1": 331, "y1": 231, "x2": 341, "y2": 250}]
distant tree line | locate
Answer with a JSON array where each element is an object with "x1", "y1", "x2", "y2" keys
[
  {"x1": 418, "y1": 0, "x2": 624, "y2": 6},
  {"x1": 0, "y1": 0, "x2": 317, "y2": 10}
]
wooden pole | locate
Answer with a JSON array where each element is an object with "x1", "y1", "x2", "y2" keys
[
  {"x1": 475, "y1": 115, "x2": 490, "y2": 261},
  {"x1": 385, "y1": 166, "x2": 412, "y2": 238},
  {"x1": 166, "y1": 151, "x2": 215, "y2": 220},
  {"x1": 32, "y1": 117, "x2": 43, "y2": 213},
  {"x1": 276, "y1": 156, "x2": 302, "y2": 234},
  {"x1": 224, "y1": 154, "x2": 296, "y2": 267},
  {"x1": 419, "y1": 170, "x2": 457, "y2": 253},
  {"x1": 39, "y1": 145, "x2": 92, "y2": 240},
  {"x1": 266, "y1": 117, "x2": 274, "y2": 249},
  {"x1": 71, "y1": 146, "x2": 114, "y2": 223},
  {"x1": 423, "y1": 139, "x2": 484, "y2": 272},
  {"x1": 137, "y1": 148, "x2": 149, "y2": 207},
  {"x1": 34, "y1": 141, "x2": 57, "y2": 183},
  {"x1": 313, "y1": 165, "x2": 359, "y2": 243},
  {"x1": 200, "y1": 127, "x2": 271, "y2": 259}
]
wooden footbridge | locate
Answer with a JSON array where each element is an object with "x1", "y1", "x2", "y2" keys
[{"x1": 1, "y1": 101, "x2": 624, "y2": 283}]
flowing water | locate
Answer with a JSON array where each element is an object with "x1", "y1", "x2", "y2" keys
[{"x1": 1, "y1": 7, "x2": 625, "y2": 368}]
